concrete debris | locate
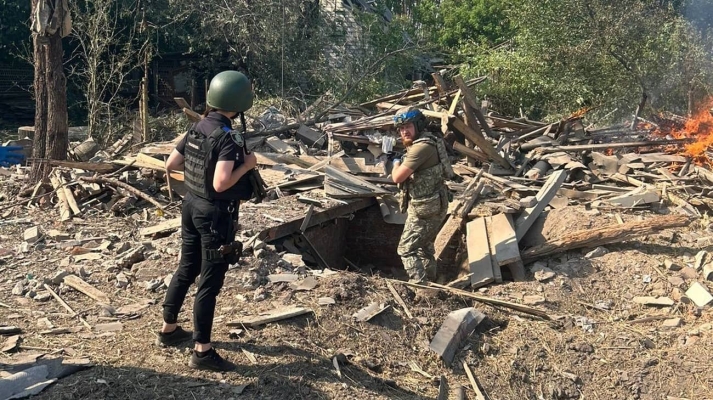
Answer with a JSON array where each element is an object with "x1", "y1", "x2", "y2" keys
[
  {"x1": 23, "y1": 226, "x2": 40, "y2": 244},
  {"x1": 680, "y1": 267, "x2": 699, "y2": 280},
  {"x1": 662, "y1": 318, "x2": 682, "y2": 329},
  {"x1": 523, "y1": 295, "x2": 546, "y2": 305},
  {"x1": 116, "y1": 245, "x2": 146, "y2": 269},
  {"x1": 33, "y1": 291, "x2": 51, "y2": 302},
  {"x1": 12, "y1": 281, "x2": 25, "y2": 296},
  {"x1": 584, "y1": 246, "x2": 609, "y2": 259},
  {"x1": 145, "y1": 279, "x2": 162, "y2": 291},
  {"x1": 685, "y1": 282, "x2": 713, "y2": 307},
  {"x1": 632, "y1": 296, "x2": 675, "y2": 307},
  {"x1": 116, "y1": 272, "x2": 129, "y2": 288},
  {"x1": 664, "y1": 259, "x2": 681, "y2": 271},
  {"x1": 530, "y1": 262, "x2": 556, "y2": 282},
  {"x1": 1, "y1": 334, "x2": 20, "y2": 352}
]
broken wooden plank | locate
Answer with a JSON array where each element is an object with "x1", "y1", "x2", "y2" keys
[
  {"x1": 353, "y1": 302, "x2": 390, "y2": 322},
  {"x1": 324, "y1": 165, "x2": 390, "y2": 198},
  {"x1": 466, "y1": 218, "x2": 495, "y2": 288},
  {"x1": 434, "y1": 214, "x2": 462, "y2": 265},
  {"x1": 489, "y1": 213, "x2": 521, "y2": 266},
  {"x1": 429, "y1": 307, "x2": 486, "y2": 366},
  {"x1": 59, "y1": 174, "x2": 81, "y2": 216},
  {"x1": 515, "y1": 169, "x2": 566, "y2": 241},
  {"x1": 462, "y1": 361, "x2": 487, "y2": 400},
  {"x1": 49, "y1": 173, "x2": 71, "y2": 221},
  {"x1": 307, "y1": 150, "x2": 346, "y2": 172},
  {"x1": 386, "y1": 281, "x2": 413, "y2": 319},
  {"x1": 226, "y1": 306, "x2": 313, "y2": 328},
  {"x1": 522, "y1": 214, "x2": 691, "y2": 263},
  {"x1": 608, "y1": 188, "x2": 660, "y2": 208},
  {"x1": 403, "y1": 280, "x2": 553, "y2": 320},
  {"x1": 139, "y1": 218, "x2": 182, "y2": 237},
  {"x1": 451, "y1": 117, "x2": 510, "y2": 169},
  {"x1": 63, "y1": 275, "x2": 111, "y2": 305}
]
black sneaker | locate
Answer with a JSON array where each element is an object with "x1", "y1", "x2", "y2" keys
[
  {"x1": 155, "y1": 326, "x2": 192, "y2": 347},
  {"x1": 189, "y1": 348, "x2": 237, "y2": 372}
]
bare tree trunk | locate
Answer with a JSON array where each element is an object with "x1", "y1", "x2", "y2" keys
[
  {"x1": 46, "y1": 28, "x2": 68, "y2": 161},
  {"x1": 30, "y1": 0, "x2": 68, "y2": 182},
  {"x1": 30, "y1": 33, "x2": 48, "y2": 181}
]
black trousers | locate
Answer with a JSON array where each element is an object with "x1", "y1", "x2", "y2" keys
[{"x1": 162, "y1": 191, "x2": 237, "y2": 344}]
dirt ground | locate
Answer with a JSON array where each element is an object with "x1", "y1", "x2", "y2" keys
[{"x1": 2, "y1": 172, "x2": 713, "y2": 400}]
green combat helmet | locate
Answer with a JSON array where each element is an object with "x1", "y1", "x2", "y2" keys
[
  {"x1": 206, "y1": 71, "x2": 253, "y2": 113},
  {"x1": 393, "y1": 106, "x2": 427, "y2": 132}
]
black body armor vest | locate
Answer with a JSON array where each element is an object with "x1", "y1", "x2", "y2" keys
[{"x1": 183, "y1": 126, "x2": 251, "y2": 201}]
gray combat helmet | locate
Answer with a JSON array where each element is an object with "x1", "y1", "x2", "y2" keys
[{"x1": 206, "y1": 71, "x2": 253, "y2": 113}]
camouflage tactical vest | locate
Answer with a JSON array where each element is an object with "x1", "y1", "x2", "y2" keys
[{"x1": 400, "y1": 133, "x2": 451, "y2": 212}]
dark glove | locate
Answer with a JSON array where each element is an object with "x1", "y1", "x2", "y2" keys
[{"x1": 387, "y1": 151, "x2": 403, "y2": 162}]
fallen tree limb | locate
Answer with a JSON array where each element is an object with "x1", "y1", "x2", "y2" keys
[
  {"x1": 397, "y1": 280, "x2": 552, "y2": 320},
  {"x1": 521, "y1": 214, "x2": 691, "y2": 263},
  {"x1": 79, "y1": 175, "x2": 165, "y2": 211}
]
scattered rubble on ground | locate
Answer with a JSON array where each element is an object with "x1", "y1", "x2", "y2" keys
[{"x1": 2, "y1": 74, "x2": 713, "y2": 399}]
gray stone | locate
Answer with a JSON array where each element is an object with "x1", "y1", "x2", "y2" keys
[
  {"x1": 51, "y1": 270, "x2": 69, "y2": 285},
  {"x1": 145, "y1": 279, "x2": 162, "y2": 291},
  {"x1": 33, "y1": 291, "x2": 51, "y2": 302},
  {"x1": 585, "y1": 246, "x2": 608, "y2": 259},
  {"x1": 11, "y1": 281, "x2": 25, "y2": 296},
  {"x1": 115, "y1": 273, "x2": 129, "y2": 288}
]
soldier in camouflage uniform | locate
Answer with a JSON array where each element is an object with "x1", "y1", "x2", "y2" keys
[{"x1": 391, "y1": 107, "x2": 453, "y2": 282}]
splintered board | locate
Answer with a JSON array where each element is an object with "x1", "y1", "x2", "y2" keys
[{"x1": 324, "y1": 166, "x2": 390, "y2": 198}]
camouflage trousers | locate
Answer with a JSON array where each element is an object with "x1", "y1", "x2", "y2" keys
[{"x1": 397, "y1": 195, "x2": 447, "y2": 282}]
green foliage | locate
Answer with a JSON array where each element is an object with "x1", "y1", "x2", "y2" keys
[
  {"x1": 458, "y1": 0, "x2": 713, "y2": 123},
  {"x1": 0, "y1": 0, "x2": 31, "y2": 65},
  {"x1": 414, "y1": 0, "x2": 513, "y2": 48}
]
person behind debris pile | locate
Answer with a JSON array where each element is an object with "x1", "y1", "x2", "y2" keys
[
  {"x1": 156, "y1": 70, "x2": 256, "y2": 372},
  {"x1": 390, "y1": 106, "x2": 453, "y2": 283}
]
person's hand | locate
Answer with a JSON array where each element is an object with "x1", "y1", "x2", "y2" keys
[{"x1": 243, "y1": 150, "x2": 257, "y2": 170}]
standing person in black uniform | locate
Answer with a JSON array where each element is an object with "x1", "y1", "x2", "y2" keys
[{"x1": 155, "y1": 71, "x2": 256, "y2": 372}]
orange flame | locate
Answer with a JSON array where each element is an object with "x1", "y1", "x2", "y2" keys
[{"x1": 654, "y1": 99, "x2": 713, "y2": 166}]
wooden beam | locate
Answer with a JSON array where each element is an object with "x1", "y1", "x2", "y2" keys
[
  {"x1": 453, "y1": 76, "x2": 497, "y2": 139},
  {"x1": 452, "y1": 117, "x2": 510, "y2": 169},
  {"x1": 452, "y1": 142, "x2": 489, "y2": 163},
  {"x1": 466, "y1": 218, "x2": 495, "y2": 288},
  {"x1": 538, "y1": 139, "x2": 692, "y2": 154},
  {"x1": 140, "y1": 217, "x2": 182, "y2": 237},
  {"x1": 63, "y1": 275, "x2": 111, "y2": 304},
  {"x1": 515, "y1": 170, "x2": 566, "y2": 241}
]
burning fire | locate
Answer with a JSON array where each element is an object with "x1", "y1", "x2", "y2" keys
[{"x1": 653, "y1": 99, "x2": 713, "y2": 166}]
